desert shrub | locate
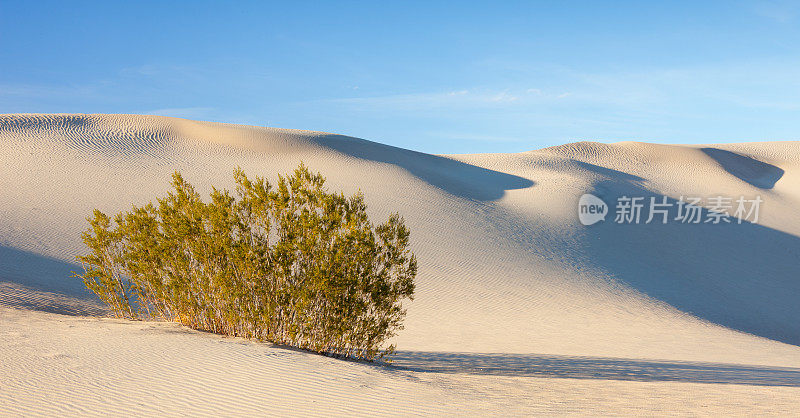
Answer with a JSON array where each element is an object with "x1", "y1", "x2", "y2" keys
[{"x1": 74, "y1": 164, "x2": 416, "y2": 361}]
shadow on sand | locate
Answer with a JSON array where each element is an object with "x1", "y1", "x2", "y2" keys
[
  {"x1": 701, "y1": 148, "x2": 784, "y2": 189},
  {"x1": 0, "y1": 245, "x2": 103, "y2": 315},
  {"x1": 389, "y1": 351, "x2": 800, "y2": 387},
  {"x1": 312, "y1": 134, "x2": 534, "y2": 201},
  {"x1": 583, "y1": 175, "x2": 800, "y2": 346}
]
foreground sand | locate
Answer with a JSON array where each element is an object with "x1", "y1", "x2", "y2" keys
[
  {"x1": 1, "y1": 114, "x2": 799, "y2": 415},
  {"x1": 3, "y1": 308, "x2": 800, "y2": 416}
]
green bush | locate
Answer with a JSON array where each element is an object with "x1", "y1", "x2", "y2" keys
[{"x1": 74, "y1": 164, "x2": 416, "y2": 361}]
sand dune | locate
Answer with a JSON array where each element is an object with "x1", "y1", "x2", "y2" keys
[{"x1": 1, "y1": 114, "x2": 799, "y2": 415}]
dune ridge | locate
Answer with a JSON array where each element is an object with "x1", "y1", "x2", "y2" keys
[{"x1": 2, "y1": 114, "x2": 799, "y2": 415}]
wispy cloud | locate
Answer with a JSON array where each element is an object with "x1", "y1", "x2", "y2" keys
[
  {"x1": 139, "y1": 107, "x2": 216, "y2": 119},
  {"x1": 752, "y1": 0, "x2": 798, "y2": 22},
  {"x1": 119, "y1": 64, "x2": 161, "y2": 77},
  {"x1": 118, "y1": 64, "x2": 207, "y2": 82},
  {"x1": 321, "y1": 87, "x2": 572, "y2": 112},
  {"x1": 428, "y1": 131, "x2": 527, "y2": 144},
  {"x1": 489, "y1": 90, "x2": 518, "y2": 103},
  {"x1": 0, "y1": 83, "x2": 99, "y2": 99}
]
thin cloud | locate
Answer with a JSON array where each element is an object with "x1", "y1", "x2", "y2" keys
[
  {"x1": 139, "y1": 107, "x2": 216, "y2": 119},
  {"x1": 431, "y1": 131, "x2": 526, "y2": 144},
  {"x1": 0, "y1": 83, "x2": 98, "y2": 99},
  {"x1": 752, "y1": 0, "x2": 798, "y2": 22},
  {"x1": 322, "y1": 88, "x2": 572, "y2": 111},
  {"x1": 490, "y1": 91, "x2": 518, "y2": 102}
]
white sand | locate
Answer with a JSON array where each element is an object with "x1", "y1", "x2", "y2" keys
[{"x1": 1, "y1": 114, "x2": 799, "y2": 415}]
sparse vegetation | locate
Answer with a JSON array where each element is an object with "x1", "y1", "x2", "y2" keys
[{"x1": 74, "y1": 164, "x2": 416, "y2": 361}]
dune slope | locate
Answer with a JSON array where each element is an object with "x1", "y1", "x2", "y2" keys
[{"x1": 1, "y1": 114, "x2": 799, "y2": 415}]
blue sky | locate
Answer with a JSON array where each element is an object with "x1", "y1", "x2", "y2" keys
[{"x1": 1, "y1": 1, "x2": 799, "y2": 153}]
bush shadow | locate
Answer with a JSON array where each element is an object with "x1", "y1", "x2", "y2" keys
[
  {"x1": 0, "y1": 245, "x2": 103, "y2": 315},
  {"x1": 388, "y1": 351, "x2": 800, "y2": 387}
]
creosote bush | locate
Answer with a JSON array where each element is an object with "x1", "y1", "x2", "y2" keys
[{"x1": 74, "y1": 164, "x2": 416, "y2": 361}]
